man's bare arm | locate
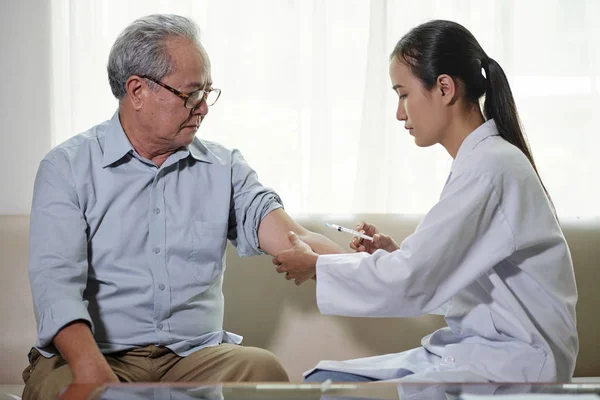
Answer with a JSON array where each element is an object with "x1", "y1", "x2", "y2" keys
[
  {"x1": 53, "y1": 321, "x2": 119, "y2": 384},
  {"x1": 257, "y1": 208, "x2": 346, "y2": 256}
]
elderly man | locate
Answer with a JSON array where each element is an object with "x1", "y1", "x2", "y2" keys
[{"x1": 23, "y1": 14, "x2": 343, "y2": 400}]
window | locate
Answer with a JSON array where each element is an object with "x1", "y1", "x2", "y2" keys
[{"x1": 50, "y1": 0, "x2": 600, "y2": 217}]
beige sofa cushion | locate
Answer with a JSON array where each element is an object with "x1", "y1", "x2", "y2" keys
[{"x1": 1, "y1": 214, "x2": 598, "y2": 383}]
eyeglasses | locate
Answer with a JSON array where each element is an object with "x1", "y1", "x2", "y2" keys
[{"x1": 140, "y1": 75, "x2": 221, "y2": 109}]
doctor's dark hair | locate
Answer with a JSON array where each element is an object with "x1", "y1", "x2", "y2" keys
[{"x1": 391, "y1": 20, "x2": 555, "y2": 213}]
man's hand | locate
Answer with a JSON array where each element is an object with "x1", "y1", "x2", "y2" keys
[
  {"x1": 58, "y1": 384, "x2": 106, "y2": 400},
  {"x1": 54, "y1": 322, "x2": 119, "y2": 400},
  {"x1": 272, "y1": 232, "x2": 319, "y2": 286}
]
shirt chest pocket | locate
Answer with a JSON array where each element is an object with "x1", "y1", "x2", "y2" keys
[{"x1": 189, "y1": 221, "x2": 228, "y2": 284}]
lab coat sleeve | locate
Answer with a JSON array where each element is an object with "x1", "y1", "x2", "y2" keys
[{"x1": 316, "y1": 171, "x2": 516, "y2": 317}]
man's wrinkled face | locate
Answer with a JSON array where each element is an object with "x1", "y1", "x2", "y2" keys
[{"x1": 142, "y1": 38, "x2": 213, "y2": 149}]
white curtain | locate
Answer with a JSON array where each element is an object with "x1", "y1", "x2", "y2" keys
[{"x1": 50, "y1": 0, "x2": 600, "y2": 217}]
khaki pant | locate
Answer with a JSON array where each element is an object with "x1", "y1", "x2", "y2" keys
[{"x1": 22, "y1": 344, "x2": 289, "y2": 400}]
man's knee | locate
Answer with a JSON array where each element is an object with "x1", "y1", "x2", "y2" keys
[
  {"x1": 227, "y1": 346, "x2": 289, "y2": 382},
  {"x1": 22, "y1": 364, "x2": 73, "y2": 400}
]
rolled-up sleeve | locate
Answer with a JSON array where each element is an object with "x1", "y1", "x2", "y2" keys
[
  {"x1": 228, "y1": 150, "x2": 283, "y2": 257},
  {"x1": 29, "y1": 157, "x2": 93, "y2": 353}
]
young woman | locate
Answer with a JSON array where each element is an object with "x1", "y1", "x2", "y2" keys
[{"x1": 274, "y1": 20, "x2": 578, "y2": 383}]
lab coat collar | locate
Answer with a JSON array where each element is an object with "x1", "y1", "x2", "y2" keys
[{"x1": 452, "y1": 119, "x2": 499, "y2": 170}]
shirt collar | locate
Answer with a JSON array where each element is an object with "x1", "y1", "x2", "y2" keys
[
  {"x1": 102, "y1": 110, "x2": 214, "y2": 167},
  {"x1": 452, "y1": 119, "x2": 499, "y2": 169},
  {"x1": 101, "y1": 110, "x2": 134, "y2": 168},
  {"x1": 188, "y1": 138, "x2": 214, "y2": 164}
]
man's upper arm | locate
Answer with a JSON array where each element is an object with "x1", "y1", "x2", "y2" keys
[
  {"x1": 257, "y1": 208, "x2": 346, "y2": 256},
  {"x1": 228, "y1": 149, "x2": 344, "y2": 257},
  {"x1": 256, "y1": 209, "x2": 308, "y2": 255},
  {"x1": 229, "y1": 149, "x2": 283, "y2": 257},
  {"x1": 29, "y1": 158, "x2": 93, "y2": 351}
]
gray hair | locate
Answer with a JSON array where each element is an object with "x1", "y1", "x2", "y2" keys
[{"x1": 107, "y1": 14, "x2": 203, "y2": 99}]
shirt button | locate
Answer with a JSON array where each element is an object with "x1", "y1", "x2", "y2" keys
[
  {"x1": 154, "y1": 247, "x2": 160, "y2": 254},
  {"x1": 445, "y1": 356, "x2": 455, "y2": 363},
  {"x1": 154, "y1": 208, "x2": 161, "y2": 214},
  {"x1": 157, "y1": 324, "x2": 163, "y2": 330},
  {"x1": 158, "y1": 284, "x2": 165, "y2": 291}
]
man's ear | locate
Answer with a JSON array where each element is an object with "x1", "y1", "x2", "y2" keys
[
  {"x1": 125, "y1": 75, "x2": 145, "y2": 110},
  {"x1": 436, "y1": 74, "x2": 456, "y2": 105}
]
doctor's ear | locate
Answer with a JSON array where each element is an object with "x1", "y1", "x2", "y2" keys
[{"x1": 436, "y1": 74, "x2": 456, "y2": 104}]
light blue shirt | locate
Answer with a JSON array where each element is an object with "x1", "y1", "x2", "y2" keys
[{"x1": 28, "y1": 111, "x2": 282, "y2": 357}]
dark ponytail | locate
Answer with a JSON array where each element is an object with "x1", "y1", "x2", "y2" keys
[
  {"x1": 392, "y1": 20, "x2": 555, "y2": 214},
  {"x1": 483, "y1": 58, "x2": 537, "y2": 177}
]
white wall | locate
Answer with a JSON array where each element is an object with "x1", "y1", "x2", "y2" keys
[{"x1": 0, "y1": 0, "x2": 52, "y2": 215}]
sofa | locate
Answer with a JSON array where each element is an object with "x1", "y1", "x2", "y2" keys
[{"x1": 1, "y1": 214, "x2": 599, "y2": 397}]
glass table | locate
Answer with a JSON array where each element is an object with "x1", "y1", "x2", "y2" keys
[{"x1": 58, "y1": 382, "x2": 600, "y2": 400}]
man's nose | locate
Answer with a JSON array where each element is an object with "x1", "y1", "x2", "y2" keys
[{"x1": 192, "y1": 100, "x2": 209, "y2": 116}]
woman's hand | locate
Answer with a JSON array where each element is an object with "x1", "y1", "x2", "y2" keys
[
  {"x1": 273, "y1": 232, "x2": 319, "y2": 285},
  {"x1": 350, "y1": 221, "x2": 400, "y2": 254}
]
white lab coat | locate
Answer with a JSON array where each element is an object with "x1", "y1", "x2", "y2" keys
[{"x1": 309, "y1": 120, "x2": 578, "y2": 382}]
